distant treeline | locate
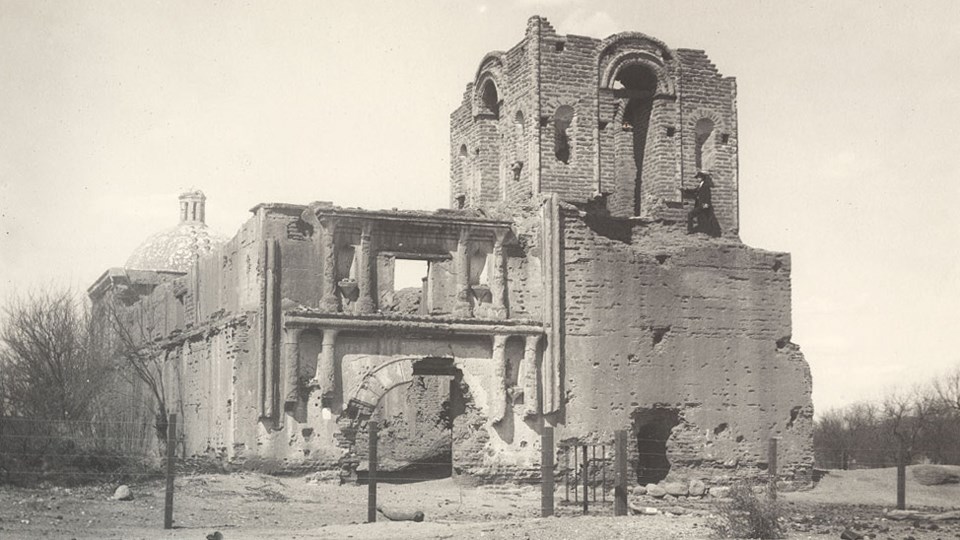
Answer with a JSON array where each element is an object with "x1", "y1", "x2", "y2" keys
[{"x1": 814, "y1": 366, "x2": 960, "y2": 469}]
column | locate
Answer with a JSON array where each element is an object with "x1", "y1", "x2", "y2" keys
[
  {"x1": 282, "y1": 327, "x2": 304, "y2": 406},
  {"x1": 356, "y1": 222, "x2": 376, "y2": 314},
  {"x1": 318, "y1": 218, "x2": 340, "y2": 313},
  {"x1": 490, "y1": 229, "x2": 508, "y2": 319},
  {"x1": 490, "y1": 334, "x2": 508, "y2": 424},
  {"x1": 520, "y1": 334, "x2": 541, "y2": 418},
  {"x1": 311, "y1": 328, "x2": 339, "y2": 404},
  {"x1": 454, "y1": 227, "x2": 472, "y2": 317},
  {"x1": 260, "y1": 239, "x2": 279, "y2": 419}
]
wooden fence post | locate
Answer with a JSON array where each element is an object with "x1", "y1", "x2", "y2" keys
[
  {"x1": 768, "y1": 437, "x2": 778, "y2": 500},
  {"x1": 582, "y1": 444, "x2": 589, "y2": 514},
  {"x1": 614, "y1": 430, "x2": 627, "y2": 516},
  {"x1": 368, "y1": 421, "x2": 378, "y2": 523},
  {"x1": 896, "y1": 438, "x2": 906, "y2": 510},
  {"x1": 541, "y1": 426, "x2": 554, "y2": 517},
  {"x1": 163, "y1": 414, "x2": 177, "y2": 530}
]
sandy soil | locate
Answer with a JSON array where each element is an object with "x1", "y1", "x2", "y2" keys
[{"x1": 0, "y1": 466, "x2": 957, "y2": 539}]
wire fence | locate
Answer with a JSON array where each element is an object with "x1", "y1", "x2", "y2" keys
[
  {"x1": 0, "y1": 415, "x2": 161, "y2": 486},
  {"x1": 3, "y1": 414, "x2": 958, "y2": 531}
]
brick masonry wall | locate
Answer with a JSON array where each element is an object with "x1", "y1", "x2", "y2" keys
[
  {"x1": 538, "y1": 31, "x2": 600, "y2": 202},
  {"x1": 676, "y1": 49, "x2": 739, "y2": 235},
  {"x1": 558, "y1": 212, "x2": 813, "y2": 480}
]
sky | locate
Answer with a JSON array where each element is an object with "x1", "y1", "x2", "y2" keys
[{"x1": 1, "y1": 0, "x2": 958, "y2": 416}]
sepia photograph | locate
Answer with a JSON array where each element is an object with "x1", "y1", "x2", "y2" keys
[{"x1": 1, "y1": 1, "x2": 958, "y2": 538}]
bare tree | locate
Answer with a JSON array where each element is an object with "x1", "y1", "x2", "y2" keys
[
  {"x1": 0, "y1": 289, "x2": 109, "y2": 421},
  {"x1": 933, "y1": 365, "x2": 960, "y2": 413},
  {"x1": 882, "y1": 385, "x2": 934, "y2": 463},
  {"x1": 98, "y1": 296, "x2": 172, "y2": 447}
]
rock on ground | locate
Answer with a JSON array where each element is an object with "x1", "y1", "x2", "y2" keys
[
  {"x1": 688, "y1": 479, "x2": 706, "y2": 497},
  {"x1": 111, "y1": 485, "x2": 133, "y2": 501},
  {"x1": 645, "y1": 483, "x2": 666, "y2": 497},
  {"x1": 663, "y1": 482, "x2": 688, "y2": 497}
]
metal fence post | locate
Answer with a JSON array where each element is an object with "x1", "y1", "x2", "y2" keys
[
  {"x1": 614, "y1": 430, "x2": 627, "y2": 516},
  {"x1": 541, "y1": 426, "x2": 554, "y2": 517},
  {"x1": 163, "y1": 414, "x2": 177, "y2": 530},
  {"x1": 368, "y1": 421, "x2": 378, "y2": 523}
]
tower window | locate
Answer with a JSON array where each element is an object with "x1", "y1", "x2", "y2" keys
[
  {"x1": 554, "y1": 105, "x2": 574, "y2": 164},
  {"x1": 694, "y1": 118, "x2": 716, "y2": 171},
  {"x1": 480, "y1": 79, "x2": 500, "y2": 119}
]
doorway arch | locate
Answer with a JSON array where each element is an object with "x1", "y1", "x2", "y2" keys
[{"x1": 336, "y1": 357, "x2": 474, "y2": 482}]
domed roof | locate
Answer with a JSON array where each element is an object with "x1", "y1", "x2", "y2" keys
[{"x1": 125, "y1": 190, "x2": 228, "y2": 272}]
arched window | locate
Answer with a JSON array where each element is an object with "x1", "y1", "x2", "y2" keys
[
  {"x1": 514, "y1": 110, "x2": 525, "y2": 136},
  {"x1": 554, "y1": 105, "x2": 574, "y2": 164},
  {"x1": 614, "y1": 63, "x2": 658, "y2": 216},
  {"x1": 459, "y1": 144, "x2": 468, "y2": 159},
  {"x1": 480, "y1": 79, "x2": 500, "y2": 119},
  {"x1": 694, "y1": 118, "x2": 716, "y2": 171}
]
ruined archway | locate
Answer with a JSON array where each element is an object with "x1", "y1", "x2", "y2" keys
[{"x1": 337, "y1": 357, "x2": 480, "y2": 483}]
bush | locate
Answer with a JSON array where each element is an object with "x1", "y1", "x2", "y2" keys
[{"x1": 710, "y1": 482, "x2": 785, "y2": 539}]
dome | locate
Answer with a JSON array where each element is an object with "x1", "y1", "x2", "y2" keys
[{"x1": 125, "y1": 190, "x2": 228, "y2": 272}]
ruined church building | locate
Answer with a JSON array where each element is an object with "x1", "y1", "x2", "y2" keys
[{"x1": 90, "y1": 17, "x2": 814, "y2": 485}]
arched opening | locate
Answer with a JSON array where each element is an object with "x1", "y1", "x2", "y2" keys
[
  {"x1": 614, "y1": 64, "x2": 657, "y2": 216},
  {"x1": 554, "y1": 105, "x2": 574, "y2": 164},
  {"x1": 344, "y1": 357, "x2": 482, "y2": 483},
  {"x1": 480, "y1": 79, "x2": 500, "y2": 119},
  {"x1": 694, "y1": 118, "x2": 716, "y2": 172},
  {"x1": 459, "y1": 144, "x2": 468, "y2": 159},
  {"x1": 514, "y1": 110, "x2": 525, "y2": 136}
]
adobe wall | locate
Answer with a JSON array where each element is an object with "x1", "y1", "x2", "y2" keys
[
  {"x1": 230, "y1": 331, "x2": 542, "y2": 480},
  {"x1": 105, "y1": 203, "x2": 547, "y2": 477},
  {"x1": 557, "y1": 210, "x2": 813, "y2": 480}
]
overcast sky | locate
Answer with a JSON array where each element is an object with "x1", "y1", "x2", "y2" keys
[{"x1": 1, "y1": 0, "x2": 958, "y2": 416}]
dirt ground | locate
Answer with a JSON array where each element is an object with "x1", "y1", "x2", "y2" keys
[{"x1": 1, "y1": 466, "x2": 958, "y2": 539}]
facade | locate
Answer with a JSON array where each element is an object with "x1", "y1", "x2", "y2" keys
[{"x1": 89, "y1": 17, "x2": 813, "y2": 485}]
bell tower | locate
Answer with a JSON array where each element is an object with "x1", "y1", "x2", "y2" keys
[{"x1": 450, "y1": 16, "x2": 740, "y2": 236}]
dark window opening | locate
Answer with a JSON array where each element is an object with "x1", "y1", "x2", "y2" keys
[
  {"x1": 626, "y1": 97, "x2": 653, "y2": 215},
  {"x1": 614, "y1": 64, "x2": 658, "y2": 217},
  {"x1": 480, "y1": 79, "x2": 500, "y2": 119},
  {"x1": 555, "y1": 41, "x2": 565, "y2": 52},
  {"x1": 632, "y1": 407, "x2": 681, "y2": 485},
  {"x1": 615, "y1": 64, "x2": 658, "y2": 92},
  {"x1": 554, "y1": 105, "x2": 574, "y2": 164}
]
